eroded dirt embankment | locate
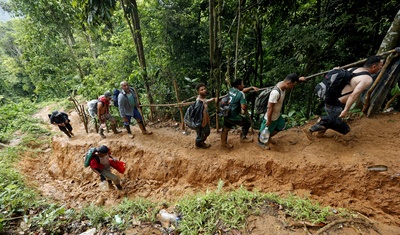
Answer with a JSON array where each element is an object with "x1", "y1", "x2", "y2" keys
[{"x1": 25, "y1": 107, "x2": 400, "y2": 233}]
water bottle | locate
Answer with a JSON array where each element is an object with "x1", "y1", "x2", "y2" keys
[
  {"x1": 159, "y1": 209, "x2": 178, "y2": 223},
  {"x1": 259, "y1": 127, "x2": 270, "y2": 144}
]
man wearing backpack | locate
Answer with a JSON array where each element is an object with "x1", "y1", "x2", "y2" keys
[
  {"x1": 97, "y1": 91, "x2": 122, "y2": 138},
  {"x1": 48, "y1": 110, "x2": 74, "y2": 138},
  {"x1": 221, "y1": 79, "x2": 259, "y2": 149},
  {"x1": 192, "y1": 83, "x2": 215, "y2": 149},
  {"x1": 305, "y1": 55, "x2": 383, "y2": 139},
  {"x1": 118, "y1": 81, "x2": 152, "y2": 136},
  {"x1": 258, "y1": 74, "x2": 306, "y2": 150},
  {"x1": 89, "y1": 145, "x2": 123, "y2": 190}
]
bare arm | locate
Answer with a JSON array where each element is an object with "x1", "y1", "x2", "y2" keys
[
  {"x1": 339, "y1": 79, "x2": 370, "y2": 118},
  {"x1": 266, "y1": 102, "x2": 275, "y2": 127},
  {"x1": 243, "y1": 86, "x2": 259, "y2": 93},
  {"x1": 97, "y1": 102, "x2": 105, "y2": 123},
  {"x1": 241, "y1": 103, "x2": 247, "y2": 113}
]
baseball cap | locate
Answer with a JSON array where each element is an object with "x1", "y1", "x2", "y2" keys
[{"x1": 97, "y1": 145, "x2": 110, "y2": 154}]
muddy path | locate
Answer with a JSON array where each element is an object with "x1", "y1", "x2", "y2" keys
[{"x1": 21, "y1": 106, "x2": 400, "y2": 234}]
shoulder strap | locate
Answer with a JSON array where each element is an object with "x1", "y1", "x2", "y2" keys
[
  {"x1": 352, "y1": 71, "x2": 370, "y2": 77},
  {"x1": 98, "y1": 100, "x2": 105, "y2": 107},
  {"x1": 349, "y1": 67, "x2": 358, "y2": 73},
  {"x1": 349, "y1": 67, "x2": 370, "y2": 77},
  {"x1": 272, "y1": 86, "x2": 281, "y2": 101}
]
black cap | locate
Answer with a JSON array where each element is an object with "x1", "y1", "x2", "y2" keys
[
  {"x1": 97, "y1": 145, "x2": 109, "y2": 153},
  {"x1": 52, "y1": 110, "x2": 61, "y2": 117},
  {"x1": 104, "y1": 91, "x2": 112, "y2": 98}
]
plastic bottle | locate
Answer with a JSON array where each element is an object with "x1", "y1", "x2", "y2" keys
[
  {"x1": 159, "y1": 209, "x2": 178, "y2": 223},
  {"x1": 259, "y1": 127, "x2": 270, "y2": 144}
]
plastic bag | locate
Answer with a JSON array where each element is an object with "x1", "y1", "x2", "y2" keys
[{"x1": 110, "y1": 159, "x2": 126, "y2": 174}]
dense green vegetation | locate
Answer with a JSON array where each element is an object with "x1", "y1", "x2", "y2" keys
[
  {"x1": 0, "y1": 0, "x2": 398, "y2": 124},
  {"x1": 0, "y1": 0, "x2": 398, "y2": 233}
]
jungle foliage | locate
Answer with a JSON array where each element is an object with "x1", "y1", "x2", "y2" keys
[{"x1": 0, "y1": 0, "x2": 398, "y2": 123}]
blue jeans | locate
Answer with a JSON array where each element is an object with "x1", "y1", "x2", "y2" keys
[{"x1": 123, "y1": 107, "x2": 143, "y2": 127}]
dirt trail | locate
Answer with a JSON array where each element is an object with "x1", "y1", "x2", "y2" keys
[{"x1": 22, "y1": 106, "x2": 400, "y2": 234}]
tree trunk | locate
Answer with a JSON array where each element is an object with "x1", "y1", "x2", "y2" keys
[
  {"x1": 64, "y1": 34, "x2": 84, "y2": 81},
  {"x1": 210, "y1": 0, "x2": 223, "y2": 130},
  {"x1": 377, "y1": 9, "x2": 400, "y2": 54},
  {"x1": 366, "y1": 56, "x2": 400, "y2": 116},
  {"x1": 234, "y1": 0, "x2": 241, "y2": 81},
  {"x1": 120, "y1": 0, "x2": 155, "y2": 121},
  {"x1": 362, "y1": 10, "x2": 400, "y2": 115}
]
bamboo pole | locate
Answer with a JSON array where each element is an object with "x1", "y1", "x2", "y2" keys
[
  {"x1": 304, "y1": 49, "x2": 398, "y2": 81},
  {"x1": 173, "y1": 79, "x2": 185, "y2": 130}
]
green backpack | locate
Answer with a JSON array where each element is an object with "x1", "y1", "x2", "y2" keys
[{"x1": 84, "y1": 147, "x2": 97, "y2": 167}]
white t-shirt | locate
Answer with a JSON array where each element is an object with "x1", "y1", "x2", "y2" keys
[{"x1": 264, "y1": 84, "x2": 285, "y2": 121}]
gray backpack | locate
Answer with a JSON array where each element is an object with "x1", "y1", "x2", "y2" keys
[{"x1": 87, "y1": 99, "x2": 99, "y2": 118}]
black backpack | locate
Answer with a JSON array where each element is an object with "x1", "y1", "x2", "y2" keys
[
  {"x1": 315, "y1": 68, "x2": 370, "y2": 105},
  {"x1": 184, "y1": 101, "x2": 203, "y2": 129},
  {"x1": 254, "y1": 86, "x2": 281, "y2": 115}
]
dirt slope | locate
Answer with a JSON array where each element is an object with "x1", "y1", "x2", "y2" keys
[{"x1": 22, "y1": 106, "x2": 400, "y2": 234}]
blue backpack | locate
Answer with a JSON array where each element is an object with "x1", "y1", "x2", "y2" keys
[{"x1": 112, "y1": 89, "x2": 120, "y2": 107}]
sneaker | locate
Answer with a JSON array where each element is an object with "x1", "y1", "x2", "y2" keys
[
  {"x1": 196, "y1": 144, "x2": 208, "y2": 149},
  {"x1": 201, "y1": 142, "x2": 211, "y2": 148},
  {"x1": 302, "y1": 128, "x2": 314, "y2": 141},
  {"x1": 240, "y1": 137, "x2": 253, "y2": 143},
  {"x1": 309, "y1": 124, "x2": 326, "y2": 132},
  {"x1": 258, "y1": 142, "x2": 270, "y2": 150}
]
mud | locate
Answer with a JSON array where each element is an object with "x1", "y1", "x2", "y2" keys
[{"x1": 21, "y1": 106, "x2": 400, "y2": 234}]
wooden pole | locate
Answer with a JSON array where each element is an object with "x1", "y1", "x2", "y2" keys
[
  {"x1": 173, "y1": 79, "x2": 185, "y2": 130},
  {"x1": 304, "y1": 49, "x2": 398, "y2": 81}
]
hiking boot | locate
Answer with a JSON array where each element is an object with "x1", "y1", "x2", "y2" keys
[
  {"x1": 196, "y1": 142, "x2": 211, "y2": 149},
  {"x1": 302, "y1": 128, "x2": 314, "y2": 141},
  {"x1": 258, "y1": 142, "x2": 270, "y2": 150},
  {"x1": 138, "y1": 122, "x2": 153, "y2": 135},
  {"x1": 309, "y1": 124, "x2": 326, "y2": 132},
  {"x1": 99, "y1": 128, "x2": 106, "y2": 138},
  {"x1": 116, "y1": 184, "x2": 123, "y2": 190},
  {"x1": 111, "y1": 124, "x2": 122, "y2": 134},
  {"x1": 63, "y1": 131, "x2": 72, "y2": 138},
  {"x1": 240, "y1": 137, "x2": 253, "y2": 143},
  {"x1": 202, "y1": 142, "x2": 211, "y2": 148}
]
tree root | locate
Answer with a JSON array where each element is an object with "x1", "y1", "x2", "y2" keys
[
  {"x1": 314, "y1": 218, "x2": 378, "y2": 235},
  {"x1": 288, "y1": 217, "x2": 380, "y2": 235}
]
